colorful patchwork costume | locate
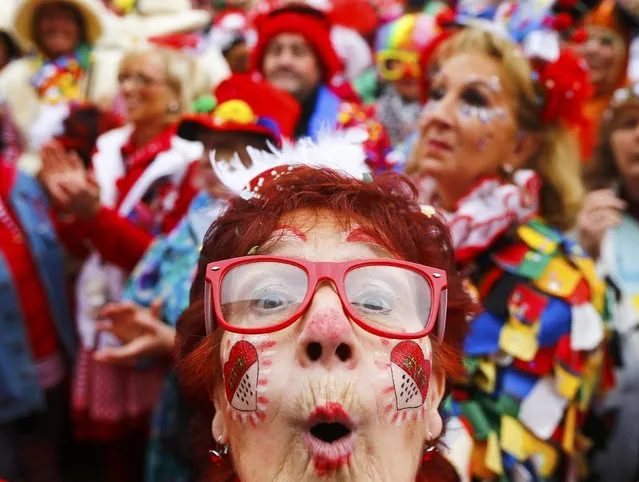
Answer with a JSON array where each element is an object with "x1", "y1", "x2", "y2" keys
[
  {"x1": 445, "y1": 218, "x2": 614, "y2": 481},
  {"x1": 415, "y1": 171, "x2": 614, "y2": 481}
]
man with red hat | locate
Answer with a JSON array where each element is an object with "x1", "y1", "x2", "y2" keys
[{"x1": 252, "y1": 4, "x2": 392, "y2": 171}]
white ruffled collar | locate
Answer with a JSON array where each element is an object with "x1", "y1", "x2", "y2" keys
[{"x1": 418, "y1": 169, "x2": 542, "y2": 263}]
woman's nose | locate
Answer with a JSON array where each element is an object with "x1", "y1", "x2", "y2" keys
[
  {"x1": 422, "y1": 98, "x2": 454, "y2": 130},
  {"x1": 297, "y1": 288, "x2": 359, "y2": 370}
]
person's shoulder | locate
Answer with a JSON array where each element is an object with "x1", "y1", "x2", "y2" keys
[
  {"x1": 0, "y1": 57, "x2": 33, "y2": 83},
  {"x1": 96, "y1": 124, "x2": 134, "y2": 146},
  {"x1": 0, "y1": 57, "x2": 35, "y2": 95}
]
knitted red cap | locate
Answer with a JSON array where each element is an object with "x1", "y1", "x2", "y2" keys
[{"x1": 251, "y1": 4, "x2": 343, "y2": 83}]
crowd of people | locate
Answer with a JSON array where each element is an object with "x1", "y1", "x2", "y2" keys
[{"x1": 1, "y1": 0, "x2": 639, "y2": 481}]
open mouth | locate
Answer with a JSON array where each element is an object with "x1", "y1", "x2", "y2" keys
[
  {"x1": 310, "y1": 422, "x2": 351, "y2": 443},
  {"x1": 305, "y1": 403, "x2": 355, "y2": 476}
]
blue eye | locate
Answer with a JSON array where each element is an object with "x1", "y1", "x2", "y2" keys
[
  {"x1": 352, "y1": 293, "x2": 393, "y2": 315},
  {"x1": 256, "y1": 294, "x2": 287, "y2": 312}
]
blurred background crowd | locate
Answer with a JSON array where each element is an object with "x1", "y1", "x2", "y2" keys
[{"x1": 2, "y1": 0, "x2": 639, "y2": 481}]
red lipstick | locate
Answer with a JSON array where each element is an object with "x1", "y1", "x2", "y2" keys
[{"x1": 305, "y1": 403, "x2": 354, "y2": 476}]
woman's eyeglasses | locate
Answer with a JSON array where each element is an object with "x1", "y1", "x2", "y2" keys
[
  {"x1": 376, "y1": 50, "x2": 420, "y2": 82},
  {"x1": 204, "y1": 256, "x2": 448, "y2": 340}
]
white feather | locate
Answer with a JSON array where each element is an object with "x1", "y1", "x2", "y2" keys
[{"x1": 210, "y1": 128, "x2": 372, "y2": 200}]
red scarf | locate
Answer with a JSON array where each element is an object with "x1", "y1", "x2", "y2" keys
[{"x1": 114, "y1": 125, "x2": 175, "y2": 208}]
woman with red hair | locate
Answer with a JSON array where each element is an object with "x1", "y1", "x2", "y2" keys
[{"x1": 175, "y1": 162, "x2": 475, "y2": 482}]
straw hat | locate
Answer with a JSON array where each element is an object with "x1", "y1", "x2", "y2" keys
[
  {"x1": 0, "y1": 0, "x2": 25, "y2": 53},
  {"x1": 13, "y1": 0, "x2": 107, "y2": 50}
]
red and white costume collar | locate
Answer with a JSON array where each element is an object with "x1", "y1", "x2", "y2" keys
[
  {"x1": 92, "y1": 124, "x2": 202, "y2": 216},
  {"x1": 418, "y1": 169, "x2": 542, "y2": 264}
]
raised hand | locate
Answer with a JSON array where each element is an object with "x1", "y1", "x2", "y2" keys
[
  {"x1": 93, "y1": 299, "x2": 175, "y2": 366},
  {"x1": 40, "y1": 140, "x2": 101, "y2": 218},
  {"x1": 576, "y1": 188, "x2": 627, "y2": 259}
]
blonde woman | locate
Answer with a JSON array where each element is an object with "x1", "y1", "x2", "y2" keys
[
  {"x1": 410, "y1": 28, "x2": 612, "y2": 481},
  {"x1": 39, "y1": 45, "x2": 211, "y2": 482}
]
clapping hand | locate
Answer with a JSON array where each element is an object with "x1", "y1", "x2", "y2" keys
[{"x1": 40, "y1": 141, "x2": 101, "y2": 219}]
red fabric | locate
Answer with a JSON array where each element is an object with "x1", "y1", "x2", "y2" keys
[
  {"x1": 329, "y1": 78, "x2": 361, "y2": 104},
  {"x1": 0, "y1": 163, "x2": 58, "y2": 359},
  {"x1": 56, "y1": 207, "x2": 153, "y2": 272},
  {"x1": 329, "y1": 0, "x2": 378, "y2": 36},
  {"x1": 116, "y1": 126, "x2": 175, "y2": 204},
  {"x1": 251, "y1": 6, "x2": 343, "y2": 83}
]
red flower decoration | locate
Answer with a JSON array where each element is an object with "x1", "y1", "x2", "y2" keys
[
  {"x1": 571, "y1": 27, "x2": 588, "y2": 44},
  {"x1": 537, "y1": 48, "x2": 594, "y2": 158},
  {"x1": 553, "y1": 12, "x2": 574, "y2": 31},
  {"x1": 538, "y1": 48, "x2": 592, "y2": 125}
]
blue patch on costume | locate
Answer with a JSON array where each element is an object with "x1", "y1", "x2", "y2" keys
[
  {"x1": 464, "y1": 311, "x2": 504, "y2": 355},
  {"x1": 537, "y1": 298, "x2": 571, "y2": 347}
]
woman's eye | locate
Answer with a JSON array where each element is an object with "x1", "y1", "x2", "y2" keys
[
  {"x1": 352, "y1": 292, "x2": 393, "y2": 315},
  {"x1": 255, "y1": 294, "x2": 287, "y2": 312},
  {"x1": 429, "y1": 87, "x2": 445, "y2": 101},
  {"x1": 619, "y1": 117, "x2": 639, "y2": 130},
  {"x1": 461, "y1": 88, "x2": 489, "y2": 107}
]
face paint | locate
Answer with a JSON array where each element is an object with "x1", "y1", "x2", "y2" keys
[
  {"x1": 489, "y1": 75, "x2": 501, "y2": 93},
  {"x1": 223, "y1": 336, "x2": 277, "y2": 426},
  {"x1": 377, "y1": 340, "x2": 431, "y2": 425},
  {"x1": 273, "y1": 225, "x2": 308, "y2": 242},
  {"x1": 476, "y1": 136, "x2": 490, "y2": 151},
  {"x1": 459, "y1": 104, "x2": 507, "y2": 124},
  {"x1": 390, "y1": 341, "x2": 431, "y2": 410}
]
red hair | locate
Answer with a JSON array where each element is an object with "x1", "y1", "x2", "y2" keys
[{"x1": 176, "y1": 167, "x2": 475, "y2": 482}]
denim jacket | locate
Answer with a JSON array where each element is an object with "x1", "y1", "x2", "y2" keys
[{"x1": 0, "y1": 171, "x2": 74, "y2": 423}]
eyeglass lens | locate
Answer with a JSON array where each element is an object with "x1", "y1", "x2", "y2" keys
[{"x1": 219, "y1": 261, "x2": 433, "y2": 336}]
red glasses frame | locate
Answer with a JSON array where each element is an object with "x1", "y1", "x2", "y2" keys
[{"x1": 204, "y1": 255, "x2": 448, "y2": 340}]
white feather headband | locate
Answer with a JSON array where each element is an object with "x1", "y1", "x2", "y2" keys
[{"x1": 211, "y1": 128, "x2": 373, "y2": 201}]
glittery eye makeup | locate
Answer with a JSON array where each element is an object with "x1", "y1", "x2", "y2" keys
[{"x1": 459, "y1": 104, "x2": 507, "y2": 123}]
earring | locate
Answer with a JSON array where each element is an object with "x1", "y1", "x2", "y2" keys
[
  {"x1": 422, "y1": 444, "x2": 437, "y2": 463},
  {"x1": 209, "y1": 435, "x2": 230, "y2": 468},
  {"x1": 168, "y1": 101, "x2": 180, "y2": 114},
  {"x1": 498, "y1": 163, "x2": 514, "y2": 180}
]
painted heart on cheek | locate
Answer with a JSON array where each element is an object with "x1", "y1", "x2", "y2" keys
[
  {"x1": 224, "y1": 340, "x2": 259, "y2": 412},
  {"x1": 390, "y1": 341, "x2": 431, "y2": 410}
]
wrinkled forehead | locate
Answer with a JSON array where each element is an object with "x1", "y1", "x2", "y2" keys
[
  {"x1": 268, "y1": 32, "x2": 313, "y2": 51},
  {"x1": 436, "y1": 52, "x2": 508, "y2": 89},
  {"x1": 261, "y1": 209, "x2": 396, "y2": 261},
  {"x1": 119, "y1": 51, "x2": 166, "y2": 77}
]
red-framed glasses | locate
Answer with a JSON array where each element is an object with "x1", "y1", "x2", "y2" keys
[{"x1": 204, "y1": 256, "x2": 448, "y2": 340}]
